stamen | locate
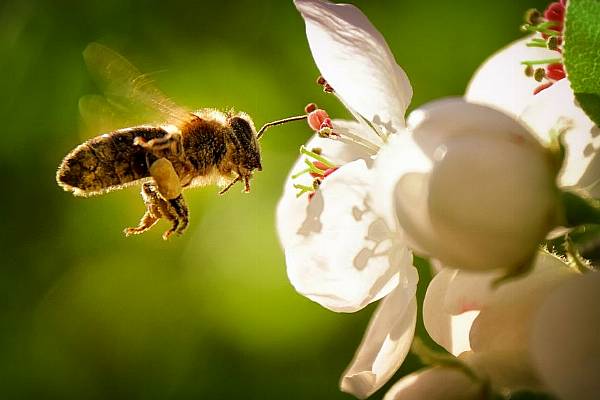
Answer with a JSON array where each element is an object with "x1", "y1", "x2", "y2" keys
[
  {"x1": 520, "y1": 21, "x2": 561, "y2": 36},
  {"x1": 303, "y1": 158, "x2": 326, "y2": 175},
  {"x1": 524, "y1": 8, "x2": 543, "y2": 25},
  {"x1": 316, "y1": 76, "x2": 335, "y2": 93},
  {"x1": 547, "y1": 36, "x2": 560, "y2": 50},
  {"x1": 293, "y1": 183, "x2": 315, "y2": 198},
  {"x1": 524, "y1": 65, "x2": 534, "y2": 77},
  {"x1": 304, "y1": 103, "x2": 317, "y2": 113},
  {"x1": 520, "y1": 0, "x2": 566, "y2": 94},
  {"x1": 521, "y1": 58, "x2": 563, "y2": 66},
  {"x1": 534, "y1": 68, "x2": 546, "y2": 82},
  {"x1": 546, "y1": 63, "x2": 565, "y2": 80},
  {"x1": 299, "y1": 145, "x2": 336, "y2": 168},
  {"x1": 330, "y1": 91, "x2": 387, "y2": 144},
  {"x1": 331, "y1": 129, "x2": 380, "y2": 154},
  {"x1": 291, "y1": 167, "x2": 311, "y2": 179}
]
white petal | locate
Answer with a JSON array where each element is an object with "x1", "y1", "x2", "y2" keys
[
  {"x1": 295, "y1": 0, "x2": 412, "y2": 133},
  {"x1": 422, "y1": 268, "x2": 481, "y2": 356},
  {"x1": 520, "y1": 79, "x2": 600, "y2": 196},
  {"x1": 459, "y1": 350, "x2": 541, "y2": 392},
  {"x1": 284, "y1": 160, "x2": 413, "y2": 312},
  {"x1": 531, "y1": 272, "x2": 600, "y2": 400},
  {"x1": 468, "y1": 253, "x2": 574, "y2": 354},
  {"x1": 276, "y1": 129, "x2": 371, "y2": 249},
  {"x1": 341, "y1": 282, "x2": 418, "y2": 399},
  {"x1": 466, "y1": 36, "x2": 558, "y2": 118},
  {"x1": 442, "y1": 270, "x2": 498, "y2": 315},
  {"x1": 383, "y1": 367, "x2": 484, "y2": 400},
  {"x1": 464, "y1": 253, "x2": 576, "y2": 390}
]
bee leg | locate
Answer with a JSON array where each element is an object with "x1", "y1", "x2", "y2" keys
[
  {"x1": 145, "y1": 157, "x2": 189, "y2": 240},
  {"x1": 123, "y1": 182, "x2": 189, "y2": 240},
  {"x1": 243, "y1": 175, "x2": 251, "y2": 193},
  {"x1": 123, "y1": 182, "x2": 163, "y2": 237},
  {"x1": 162, "y1": 194, "x2": 189, "y2": 240}
]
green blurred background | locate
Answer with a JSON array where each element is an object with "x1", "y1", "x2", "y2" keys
[{"x1": 0, "y1": 0, "x2": 548, "y2": 398}]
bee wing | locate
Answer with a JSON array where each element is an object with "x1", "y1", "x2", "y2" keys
[
  {"x1": 78, "y1": 94, "x2": 141, "y2": 136},
  {"x1": 81, "y1": 42, "x2": 195, "y2": 129}
]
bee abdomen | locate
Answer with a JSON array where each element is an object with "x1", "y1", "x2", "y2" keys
[{"x1": 57, "y1": 126, "x2": 167, "y2": 196}]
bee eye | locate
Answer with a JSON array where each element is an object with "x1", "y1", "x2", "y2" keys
[
  {"x1": 229, "y1": 116, "x2": 261, "y2": 169},
  {"x1": 229, "y1": 117, "x2": 255, "y2": 146}
]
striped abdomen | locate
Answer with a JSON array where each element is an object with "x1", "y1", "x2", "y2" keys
[{"x1": 57, "y1": 126, "x2": 168, "y2": 196}]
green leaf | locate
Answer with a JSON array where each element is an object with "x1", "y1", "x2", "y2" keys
[
  {"x1": 564, "y1": 0, "x2": 600, "y2": 126},
  {"x1": 560, "y1": 190, "x2": 600, "y2": 227}
]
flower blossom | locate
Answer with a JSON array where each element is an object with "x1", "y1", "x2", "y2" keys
[
  {"x1": 422, "y1": 251, "x2": 600, "y2": 399},
  {"x1": 466, "y1": 35, "x2": 599, "y2": 199},
  {"x1": 277, "y1": 0, "x2": 596, "y2": 398},
  {"x1": 414, "y1": 26, "x2": 600, "y2": 398},
  {"x1": 278, "y1": 1, "x2": 418, "y2": 397}
]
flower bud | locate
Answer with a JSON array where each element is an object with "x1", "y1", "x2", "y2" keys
[{"x1": 375, "y1": 99, "x2": 560, "y2": 272}]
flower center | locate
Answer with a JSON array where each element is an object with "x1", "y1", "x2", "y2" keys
[
  {"x1": 292, "y1": 146, "x2": 339, "y2": 200},
  {"x1": 521, "y1": 1, "x2": 567, "y2": 94}
]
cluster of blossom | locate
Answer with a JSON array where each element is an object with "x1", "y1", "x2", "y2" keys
[{"x1": 276, "y1": 1, "x2": 599, "y2": 399}]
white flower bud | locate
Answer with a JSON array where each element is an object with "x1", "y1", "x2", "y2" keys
[{"x1": 374, "y1": 99, "x2": 560, "y2": 271}]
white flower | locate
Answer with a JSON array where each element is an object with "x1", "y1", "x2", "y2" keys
[
  {"x1": 278, "y1": 0, "x2": 416, "y2": 314},
  {"x1": 371, "y1": 34, "x2": 600, "y2": 272},
  {"x1": 422, "y1": 251, "x2": 600, "y2": 399},
  {"x1": 277, "y1": 0, "x2": 418, "y2": 397},
  {"x1": 278, "y1": 1, "x2": 574, "y2": 397},
  {"x1": 373, "y1": 98, "x2": 560, "y2": 272},
  {"x1": 466, "y1": 36, "x2": 600, "y2": 198}
]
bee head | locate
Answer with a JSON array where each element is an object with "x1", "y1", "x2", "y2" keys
[{"x1": 227, "y1": 113, "x2": 262, "y2": 174}]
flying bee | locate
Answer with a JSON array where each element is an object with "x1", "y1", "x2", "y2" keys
[{"x1": 57, "y1": 43, "x2": 306, "y2": 240}]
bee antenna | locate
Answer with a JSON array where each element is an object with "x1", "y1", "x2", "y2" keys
[{"x1": 256, "y1": 115, "x2": 308, "y2": 140}]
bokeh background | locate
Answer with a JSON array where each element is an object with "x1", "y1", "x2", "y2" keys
[{"x1": 0, "y1": 0, "x2": 549, "y2": 398}]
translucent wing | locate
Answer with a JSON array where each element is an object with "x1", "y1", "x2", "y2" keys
[{"x1": 80, "y1": 42, "x2": 195, "y2": 131}]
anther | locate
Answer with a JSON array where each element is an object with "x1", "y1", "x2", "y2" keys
[
  {"x1": 525, "y1": 8, "x2": 542, "y2": 25},
  {"x1": 312, "y1": 178, "x2": 322, "y2": 190},
  {"x1": 547, "y1": 36, "x2": 559, "y2": 50},
  {"x1": 546, "y1": 63, "x2": 566, "y2": 80},
  {"x1": 544, "y1": 2, "x2": 565, "y2": 22},
  {"x1": 534, "y1": 68, "x2": 546, "y2": 82},
  {"x1": 524, "y1": 65, "x2": 534, "y2": 77},
  {"x1": 304, "y1": 103, "x2": 317, "y2": 114},
  {"x1": 308, "y1": 109, "x2": 331, "y2": 132}
]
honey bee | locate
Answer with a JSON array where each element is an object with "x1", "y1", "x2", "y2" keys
[{"x1": 57, "y1": 43, "x2": 306, "y2": 240}]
